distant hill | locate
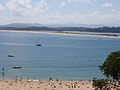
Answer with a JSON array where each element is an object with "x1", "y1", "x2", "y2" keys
[
  {"x1": 0, "y1": 23, "x2": 104, "y2": 28},
  {"x1": 0, "y1": 23, "x2": 43, "y2": 28},
  {"x1": 45, "y1": 23, "x2": 103, "y2": 28},
  {"x1": 0, "y1": 23, "x2": 120, "y2": 33}
]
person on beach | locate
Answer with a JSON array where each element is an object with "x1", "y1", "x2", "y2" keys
[{"x1": 1, "y1": 67, "x2": 5, "y2": 80}]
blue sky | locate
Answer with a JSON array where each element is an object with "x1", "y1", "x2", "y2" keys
[{"x1": 0, "y1": 0, "x2": 120, "y2": 26}]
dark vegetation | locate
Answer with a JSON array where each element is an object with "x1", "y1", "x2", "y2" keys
[
  {"x1": 99, "y1": 51, "x2": 120, "y2": 81},
  {"x1": 92, "y1": 51, "x2": 120, "y2": 90},
  {"x1": 0, "y1": 26, "x2": 120, "y2": 33}
]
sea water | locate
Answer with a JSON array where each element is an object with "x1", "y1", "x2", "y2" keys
[{"x1": 0, "y1": 31, "x2": 120, "y2": 80}]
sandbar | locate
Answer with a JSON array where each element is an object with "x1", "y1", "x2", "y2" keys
[{"x1": 0, "y1": 30, "x2": 120, "y2": 38}]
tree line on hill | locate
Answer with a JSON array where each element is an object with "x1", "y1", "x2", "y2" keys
[{"x1": 0, "y1": 26, "x2": 120, "y2": 33}]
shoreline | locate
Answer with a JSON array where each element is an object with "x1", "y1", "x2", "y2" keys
[
  {"x1": 0, "y1": 30, "x2": 120, "y2": 38},
  {"x1": 0, "y1": 79, "x2": 94, "y2": 90}
]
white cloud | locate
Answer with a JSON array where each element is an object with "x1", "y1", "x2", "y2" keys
[
  {"x1": 102, "y1": 2, "x2": 113, "y2": 8},
  {"x1": 112, "y1": 9, "x2": 118, "y2": 13},
  {"x1": 34, "y1": 0, "x2": 48, "y2": 14},
  {"x1": 42, "y1": 10, "x2": 120, "y2": 25},
  {"x1": 6, "y1": 0, "x2": 33, "y2": 16},
  {"x1": 60, "y1": 1, "x2": 66, "y2": 7},
  {"x1": 6, "y1": 0, "x2": 48, "y2": 16},
  {"x1": 91, "y1": 10, "x2": 99, "y2": 15},
  {"x1": 0, "y1": 0, "x2": 120, "y2": 25},
  {"x1": 0, "y1": 4, "x2": 4, "y2": 12},
  {"x1": 66, "y1": 0, "x2": 94, "y2": 4},
  {"x1": 1, "y1": 10, "x2": 120, "y2": 25},
  {"x1": 59, "y1": 0, "x2": 94, "y2": 7}
]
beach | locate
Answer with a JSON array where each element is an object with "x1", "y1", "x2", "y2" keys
[
  {"x1": 0, "y1": 79, "x2": 94, "y2": 90},
  {"x1": 0, "y1": 30, "x2": 120, "y2": 38}
]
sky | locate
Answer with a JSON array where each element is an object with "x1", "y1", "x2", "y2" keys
[{"x1": 0, "y1": 0, "x2": 120, "y2": 26}]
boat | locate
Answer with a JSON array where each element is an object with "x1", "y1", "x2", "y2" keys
[
  {"x1": 8, "y1": 55, "x2": 14, "y2": 57},
  {"x1": 36, "y1": 43, "x2": 42, "y2": 46},
  {"x1": 55, "y1": 37, "x2": 58, "y2": 39},
  {"x1": 12, "y1": 66, "x2": 22, "y2": 69},
  {"x1": 36, "y1": 38, "x2": 42, "y2": 46}
]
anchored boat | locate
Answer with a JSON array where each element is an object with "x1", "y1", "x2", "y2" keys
[
  {"x1": 12, "y1": 66, "x2": 22, "y2": 69},
  {"x1": 8, "y1": 55, "x2": 14, "y2": 57}
]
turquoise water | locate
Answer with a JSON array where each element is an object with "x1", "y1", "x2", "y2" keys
[{"x1": 0, "y1": 31, "x2": 120, "y2": 80}]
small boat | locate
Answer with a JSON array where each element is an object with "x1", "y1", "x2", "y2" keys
[
  {"x1": 36, "y1": 38, "x2": 42, "y2": 46},
  {"x1": 8, "y1": 55, "x2": 14, "y2": 57},
  {"x1": 12, "y1": 66, "x2": 22, "y2": 69},
  {"x1": 55, "y1": 37, "x2": 58, "y2": 39},
  {"x1": 36, "y1": 43, "x2": 42, "y2": 46}
]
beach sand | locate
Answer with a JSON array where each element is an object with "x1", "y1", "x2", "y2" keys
[
  {"x1": 0, "y1": 30, "x2": 120, "y2": 38},
  {"x1": 0, "y1": 79, "x2": 94, "y2": 90}
]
